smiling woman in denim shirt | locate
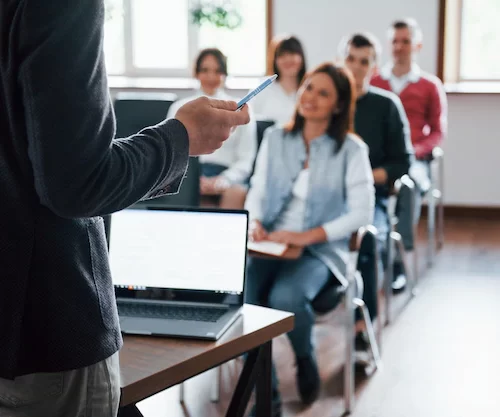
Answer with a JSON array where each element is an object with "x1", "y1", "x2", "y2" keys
[{"x1": 244, "y1": 62, "x2": 374, "y2": 415}]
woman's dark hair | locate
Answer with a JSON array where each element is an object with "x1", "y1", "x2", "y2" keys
[
  {"x1": 267, "y1": 35, "x2": 307, "y2": 85},
  {"x1": 285, "y1": 62, "x2": 356, "y2": 151},
  {"x1": 193, "y1": 48, "x2": 228, "y2": 76}
]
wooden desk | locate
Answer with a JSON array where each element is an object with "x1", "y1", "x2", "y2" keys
[{"x1": 118, "y1": 304, "x2": 294, "y2": 417}]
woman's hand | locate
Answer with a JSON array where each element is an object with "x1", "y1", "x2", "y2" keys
[
  {"x1": 249, "y1": 220, "x2": 268, "y2": 242},
  {"x1": 267, "y1": 227, "x2": 327, "y2": 247},
  {"x1": 267, "y1": 230, "x2": 310, "y2": 247}
]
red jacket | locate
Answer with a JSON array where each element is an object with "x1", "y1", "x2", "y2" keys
[{"x1": 371, "y1": 65, "x2": 447, "y2": 159}]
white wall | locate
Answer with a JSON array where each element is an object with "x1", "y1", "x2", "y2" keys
[
  {"x1": 444, "y1": 94, "x2": 500, "y2": 206},
  {"x1": 273, "y1": 0, "x2": 500, "y2": 207}
]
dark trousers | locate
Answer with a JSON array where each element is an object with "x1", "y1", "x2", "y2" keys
[{"x1": 357, "y1": 201, "x2": 389, "y2": 321}]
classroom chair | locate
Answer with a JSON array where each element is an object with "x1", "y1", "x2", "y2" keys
[{"x1": 113, "y1": 91, "x2": 178, "y2": 138}]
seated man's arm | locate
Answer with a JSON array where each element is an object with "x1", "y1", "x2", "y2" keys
[
  {"x1": 379, "y1": 95, "x2": 414, "y2": 185},
  {"x1": 414, "y1": 80, "x2": 448, "y2": 159},
  {"x1": 19, "y1": 0, "x2": 189, "y2": 218}
]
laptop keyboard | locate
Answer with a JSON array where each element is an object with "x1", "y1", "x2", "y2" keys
[{"x1": 117, "y1": 302, "x2": 227, "y2": 323}]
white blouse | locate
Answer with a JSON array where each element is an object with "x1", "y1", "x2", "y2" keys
[
  {"x1": 272, "y1": 168, "x2": 309, "y2": 232},
  {"x1": 249, "y1": 81, "x2": 297, "y2": 126}
]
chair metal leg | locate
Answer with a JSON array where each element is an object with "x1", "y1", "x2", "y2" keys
[
  {"x1": 344, "y1": 279, "x2": 355, "y2": 414},
  {"x1": 437, "y1": 156, "x2": 445, "y2": 250},
  {"x1": 427, "y1": 187, "x2": 436, "y2": 267},
  {"x1": 354, "y1": 298, "x2": 382, "y2": 370},
  {"x1": 179, "y1": 381, "x2": 185, "y2": 403},
  {"x1": 412, "y1": 221, "x2": 419, "y2": 293},
  {"x1": 372, "y1": 249, "x2": 383, "y2": 354},
  {"x1": 396, "y1": 242, "x2": 417, "y2": 296},
  {"x1": 384, "y1": 228, "x2": 396, "y2": 326},
  {"x1": 409, "y1": 248, "x2": 419, "y2": 297},
  {"x1": 392, "y1": 233, "x2": 417, "y2": 298},
  {"x1": 210, "y1": 366, "x2": 221, "y2": 403}
]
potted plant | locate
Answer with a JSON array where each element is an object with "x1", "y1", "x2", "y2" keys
[{"x1": 190, "y1": 1, "x2": 243, "y2": 30}]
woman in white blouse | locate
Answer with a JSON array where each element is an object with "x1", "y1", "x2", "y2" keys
[
  {"x1": 167, "y1": 48, "x2": 257, "y2": 208},
  {"x1": 244, "y1": 63, "x2": 374, "y2": 414},
  {"x1": 250, "y1": 35, "x2": 307, "y2": 125}
]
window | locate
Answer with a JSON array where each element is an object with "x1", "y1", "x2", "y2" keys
[
  {"x1": 442, "y1": 0, "x2": 500, "y2": 83},
  {"x1": 459, "y1": 0, "x2": 500, "y2": 80},
  {"x1": 103, "y1": 0, "x2": 269, "y2": 78},
  {"x1": 103, "y1": 0, "x2": 126, "y2": 74}
]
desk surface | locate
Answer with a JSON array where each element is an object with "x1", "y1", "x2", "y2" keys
[{"x1": 119, "y1": 304, "x2": 294, "y2": 407}]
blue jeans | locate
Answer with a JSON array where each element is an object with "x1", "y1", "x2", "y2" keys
[
  {"x1": 200, "y1": 162, "x2": 227, "y2": 178},
  {"x1": 245, "y1": 252, "x2": 330, "y2": 393},
  {"x1": 245, "y1": 251, "x2": 331, "y2": 358}
]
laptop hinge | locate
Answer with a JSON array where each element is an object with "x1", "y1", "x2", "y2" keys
[{"x1": 116, "y1": 298, "x2": 231, "y2": 309}]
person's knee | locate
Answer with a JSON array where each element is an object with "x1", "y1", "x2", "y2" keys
[{"x1": 219, "y1": 184, "x2": 248, "y2": 209}]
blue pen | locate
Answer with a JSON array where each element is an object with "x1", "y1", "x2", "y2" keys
[{"x1": 236, "y1": 74, "x2": 278, "y2": 110}]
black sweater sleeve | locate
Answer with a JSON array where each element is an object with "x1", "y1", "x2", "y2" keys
[
  {"x1": 381, "y1": 95, "x2": 414, "y2": 184},
  {"x1": 17, "y1": 0, "x2": 189, "y2": 218}
]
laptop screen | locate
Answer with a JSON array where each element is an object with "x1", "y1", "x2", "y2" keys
[{"x1": 108, "y1": 208, "x2": 248, "y2": 304}]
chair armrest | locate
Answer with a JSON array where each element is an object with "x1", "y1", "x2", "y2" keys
[
  {"x1": 393, "y1": 174, "x2": 415, "y2": 195},
  {"x1": 432, "y1": 146, "x2": 444, "y2": 160},
  {"x1": 349, "y1": 225, "x2": 378, "y2": 252}
]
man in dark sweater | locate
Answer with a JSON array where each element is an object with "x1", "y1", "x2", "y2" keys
[
  {"x1": 0, "y1": 1, "x2": 249, "y2": 415},
  {"x1": 341, "y1": 33, "x2": 414, "y2": 363}
]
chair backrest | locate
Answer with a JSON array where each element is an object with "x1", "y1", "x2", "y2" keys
[
  {"x1": 393, "y1": 175, "x2": 416, "y2": 250},
  {"x1": 256, "y1": 120, "x2": 275, "y2": 148},
  {"x1": 113, "y1": 92, "x2": 178, "y2": 138},
  {"x1": 311, "y1": 226, "x2": 378, "y2": 315},
  {"x1": 250, "y1": 120, "x2": 275, "y2": 177}
]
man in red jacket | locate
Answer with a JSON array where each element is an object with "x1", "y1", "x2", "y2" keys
[{"x1": 371, "y1": 18, "x2": 447, "y2": 291}]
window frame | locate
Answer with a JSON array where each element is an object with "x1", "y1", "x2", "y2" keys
[
  {"x1": 105, "y1": 0, "x2": 273, "y2": 79},
  {"x1": 439, "y1": 0, "x2": 500, "y2": 85}
]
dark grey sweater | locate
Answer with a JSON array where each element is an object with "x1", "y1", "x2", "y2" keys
[
  {"x1": 0, "y1": 0, "x2": 189, "y2": 378},
  {"x1": 354, "y1": 86, "x2": 414, "y2": 200}
]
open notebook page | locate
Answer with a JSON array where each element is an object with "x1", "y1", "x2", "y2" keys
[{"x1": 247, "y1": 240, "x2": 288, "y2": 256}]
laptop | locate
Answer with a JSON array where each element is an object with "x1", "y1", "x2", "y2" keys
[{"x1": 107, "y1": 206, "x2": 248, "y2": 340}]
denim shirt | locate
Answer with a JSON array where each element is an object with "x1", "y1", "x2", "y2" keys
[{"x1": 245, "y1": 127, "x2": 374, "y2": 285}]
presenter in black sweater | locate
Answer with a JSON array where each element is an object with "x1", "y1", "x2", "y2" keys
[{"x1": 0, "y1": 1, "x2": 249, "y2": 415}]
